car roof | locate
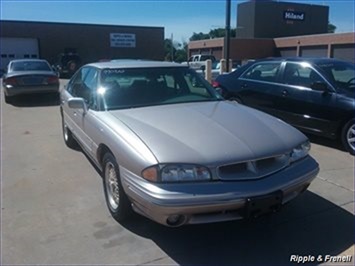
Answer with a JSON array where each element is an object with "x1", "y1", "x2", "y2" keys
[
  {"x1": 10, "y1": 59, "x2": 49, "y2": 63},
  {"x1": 255, "y1": 57, "x2": 350, "y2": 64},
  {"x1": 87, "y1": 60, "x2": 187, "y2": 69}
]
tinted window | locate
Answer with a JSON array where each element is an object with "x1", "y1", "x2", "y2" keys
[
  {"x1": 70, "y1": 67, "x2": 98, "y2": 108},
  {"x1": 283, "y1": 62, "x2": 324, "y2": 89},
  {"x1": 10, "y1": 60, "x2": 51, "y2": 72},
  {"x1": 99, "y1": 67, "x2": 221, "y2": 110},
  {"x1": 317, "y1": 61, "x2": 355, "y2": 92},
  {"x1": 242, "y1": 62, "x2": 281, "y2": 83}
]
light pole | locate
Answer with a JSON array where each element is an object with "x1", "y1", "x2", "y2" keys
[{"x1": 224, "y1": 0, "x2": 231, "y2": 72}]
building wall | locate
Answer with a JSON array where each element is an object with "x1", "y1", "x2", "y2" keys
[
  {"x1": 237, "y1": 1, "x2": 328, "y2": 38},
  {"x1": 0, "y1": 21, "x2": 164, "y2": 64},
  {"x1": 188, "y1": 32, "x2": 355, "y2": 63},
  {"x1": 274, "y1": 32, "x2": 355, "y2": 62}
]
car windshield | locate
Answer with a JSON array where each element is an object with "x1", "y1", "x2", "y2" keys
[
  {"x1": 98, "y1": 67, "x2": 222, "y2": 110},
  {"x1": 10, "y1": 61, "x2": 51, "y2": 72},
  {"x1": 317, "y1": 61, "x2": 355, "y2": 92}
]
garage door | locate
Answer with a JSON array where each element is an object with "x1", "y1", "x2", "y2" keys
[
  {"x1": 332, "y1": 44, "x2": 355, "y2": 63},
  {"x1": 300, "y1": 45, "x2": 327, "y2": 58},
  {"x1": 278, "y1": 47, "x2": 297, "y2": 57},
  {"x1": 0, "y1": 37, "x2": 39, "y2": 70}
]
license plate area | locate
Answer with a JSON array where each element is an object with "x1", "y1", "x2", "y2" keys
[{"x1": 245, "y1": 191, "x2": 283, "y2": 219}]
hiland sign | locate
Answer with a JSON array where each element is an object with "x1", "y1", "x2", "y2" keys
[{"x1": 283, "y1": 11, "x2": 305, "y2": 21}]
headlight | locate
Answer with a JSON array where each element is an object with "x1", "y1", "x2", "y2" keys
[
  {"x1": 142, "y1": 164, "x2": 211, "y2": 183},
  {"x1": 290, "y1": 141, "x2": 311, "y2": 163}
]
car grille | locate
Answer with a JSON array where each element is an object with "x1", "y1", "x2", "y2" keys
[{"x1": 218, "y1": 154, "x2": 290, "y2": 180}]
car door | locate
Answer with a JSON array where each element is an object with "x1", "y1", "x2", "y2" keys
[
  {"x1": 277, "y1": 62, "x2": 339, "y2": 135},
  {"x1": 237, "y1": 61, "x2": 284, "y2": 117},
  {"x1": 62, "y1": 67, "x2": 90, "y2": 147},
  {"x1": 62, "y1": 67, "x2": 99, "y2": 156}
]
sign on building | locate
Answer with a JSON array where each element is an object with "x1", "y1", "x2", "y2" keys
[
  {"x1": 110, "y1": 33, "x2": 136, "y2": 48},
  {"x1": 283, "y1": 11, "x2": 306, "y2": 21}
]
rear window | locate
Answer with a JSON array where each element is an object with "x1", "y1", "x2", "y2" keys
[{"x1": 10, "y1": 61, "x2": 51, "y2": 72}]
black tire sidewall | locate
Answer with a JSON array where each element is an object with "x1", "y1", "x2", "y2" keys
[
  {"x1": 61, "y1": 115, "x2": 76, "y2": 148},
  {"x1": 341, "y1": 119, "x2": 355, "y2": 155}
]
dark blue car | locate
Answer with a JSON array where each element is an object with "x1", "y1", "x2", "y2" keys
[{"x1": 214, "y1": 58, "x2": 355, "y2": 155}]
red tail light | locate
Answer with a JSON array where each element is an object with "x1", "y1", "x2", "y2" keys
[
  {"x1": 212, "y1": 81, "x2": 220, "y2": 88},
  {"x1": 47, "y1": 76, "x2": 59, "y2": 84},
  {"x1": 5, "y1": 77, "x2": 17, "y2": 86}
]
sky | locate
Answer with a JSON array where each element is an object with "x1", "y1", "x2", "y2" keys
[{"x1": 1, "y1": 0, "x2": 354, "y2": 44}]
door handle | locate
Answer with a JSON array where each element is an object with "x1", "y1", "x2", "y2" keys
[
  {"x1": 241, "y1": 83, "x2": 248, "y2": 89},
  {"x1": 282, "y1": 90, "x2": 289, "y2": 97}
]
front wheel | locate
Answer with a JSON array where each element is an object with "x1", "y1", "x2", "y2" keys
[
  {"x1": 61, "y1": 115, "x2": 77, "y2": 149},
  {"x1": 4, "y1": 94, "x2": 13, "y2": 104},
  {"x1": 102, "y1": 153, "x2": 132, "y2": 222},
  {"x1": 341, "y1": 119, "x2": 355, "y2": 155}
]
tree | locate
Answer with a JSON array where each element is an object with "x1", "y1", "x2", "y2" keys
[
  {"x1": 189, "y1": 28, "x2": 237, "y2": 41},
  {"x1": 328, "y1": 22, "x2": 337, "y2": 33},
  {"x1": 164, "y1": 38, "x2": 176, "y2": 61},
  {"x1": 163, "y1": 39, "x2": 187, "y2": 62}
]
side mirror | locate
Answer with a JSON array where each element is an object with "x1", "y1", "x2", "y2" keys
[
  {"x1": 68, "y1": 98, "x2": 88, "y2": 114},
  {"x1": 200, "y1": 65, "x2": 206, "y2": 72},
  {"x1": 311, "y1": 81, "x2": 329, "y2": 92}
]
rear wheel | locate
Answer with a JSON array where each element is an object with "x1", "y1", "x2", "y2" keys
[
  {"x1": 102, "y1": 153, "x2": 132, "y2": 222},
  {"x1": 341, "y1": 119, "x2": 355, "y2": 155}
]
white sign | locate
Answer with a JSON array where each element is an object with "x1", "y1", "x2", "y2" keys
[{"x1": 110, "y1": 33, "x2": 136, "y2": 48}]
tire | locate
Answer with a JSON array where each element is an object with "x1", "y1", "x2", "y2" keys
[
  {"x1": 102, "y1": 153, "x2": 132, "y2": 222},
  {"x1": 341, "y1": 119, "x2": 355, "y2": 155},
  {"x1": 229, "y1": 96, "x2": 243, "y2": 104},
  {"x1": 61, "y1": 115, "x2": 77, "y2": 149},
  {"x1": 4, "y1": 94, "x2": 12, "y2": 104}
]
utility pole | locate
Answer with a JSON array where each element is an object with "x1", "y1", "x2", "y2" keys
[
  {"x1": 171, "y1": 33, "x2": 174, "y2": 62},
  {"x1": 224, "y1": 0, "x2": 231, "y2": 72}
]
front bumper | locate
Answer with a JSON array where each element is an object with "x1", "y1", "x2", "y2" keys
[
  {"x1": 4, "y1": 84, "x2": 59, "y2": 96},
  {"x1": 121, "y1": 156, "x2": 319, "y2": 226}
]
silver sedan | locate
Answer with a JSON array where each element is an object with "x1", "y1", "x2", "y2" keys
[
  {"x1": 60, "y1": 60, "x2": 319, "y2": 227},
  {"x1": 2, "y1": 59, "x2": 59, "y2": 103}
]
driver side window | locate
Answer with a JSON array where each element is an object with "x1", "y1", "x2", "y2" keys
[{"x1": 68, "y1": 67, "x2": 98, "y2": 110}]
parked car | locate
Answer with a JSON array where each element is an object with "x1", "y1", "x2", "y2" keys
[
  {"x1": 60, "y1": 60, "x2": 319, "y2": 227},
  {"x1": 181, "y1": 54, "x2": 217, "y2": 70},
  {"x1": 196, "y1": 61, "x2": 240, "y2": 82},
  {"x1": 214, "y1": 58, "x2": 355, "y2": 155},
  {"x1": 53, "y1": 52, "x2": 82, "y2": 78},
  {"x1": 2, "y1": 59, "x2": 60, "y2": 103}
]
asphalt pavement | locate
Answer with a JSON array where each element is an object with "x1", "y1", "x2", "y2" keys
[{"x1": 1, "y1": 80, "x2": 354, "y2": 265}]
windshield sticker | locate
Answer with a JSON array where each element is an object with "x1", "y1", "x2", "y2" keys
[{"x1": 103, "y1": 69, "x2": 125, "y2": 74}]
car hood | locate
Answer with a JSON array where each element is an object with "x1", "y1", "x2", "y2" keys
[{"x1": 109, "y1": 101, "x2": 307, "y2": 165}]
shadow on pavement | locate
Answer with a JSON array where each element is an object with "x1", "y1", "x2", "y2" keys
[
  {"x1": 7, "y1": 93, "x2": 59, "y2": 107},
  {"x1": 119, "y1": 191, "x2": 354, "y2": 265},
  {"x1": 306, "y1": 133, "x2": 347, "y2": 153}
]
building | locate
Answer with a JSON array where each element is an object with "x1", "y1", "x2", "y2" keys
[
  {"x1": 0, "y1": 20, "x2": 164, "y2": 69},
  {"x1": 188, "y1": 1, "x2": 355, "y2": 63},
  {"x1": 236, "y1": 0, "x2": 329, "y2": 38}
]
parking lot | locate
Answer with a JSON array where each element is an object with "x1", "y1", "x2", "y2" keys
[{"x1": 1, "y1": 80, "x2": 354, "y2": 265}]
